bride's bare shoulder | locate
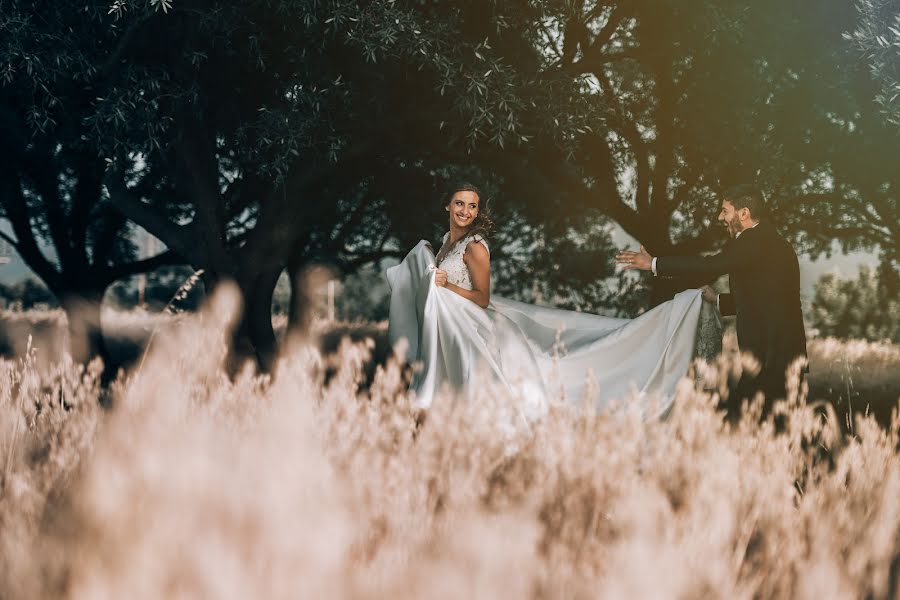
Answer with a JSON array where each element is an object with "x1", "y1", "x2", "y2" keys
[
  {"x1": 471, "y1": 232, "x2": 489, "y2": 248},
  {"x1": 464, "y1": 235, "x2": 490, "y2": 260}
]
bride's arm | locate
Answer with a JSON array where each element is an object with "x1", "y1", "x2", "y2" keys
[{"x1": 439, "y1": 241, "x2": 491, "y2": 308}]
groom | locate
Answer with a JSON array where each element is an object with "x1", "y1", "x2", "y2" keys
[{"x1": 616, "y1": 185, "x2": 807, "y2": 417}]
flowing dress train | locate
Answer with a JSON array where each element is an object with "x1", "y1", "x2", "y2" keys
[{"x1": 386, "y1": 238, "x2": 716, "y2": 420}]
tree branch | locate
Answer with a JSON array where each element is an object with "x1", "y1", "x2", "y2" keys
[
  {"x1": 339, "y1": 248, "x2": 407, "y2": 272},
  {"x1": 100, "y1": 14, "x2": 152, "y2": 81},
  {"x1": 586, "y1": 6, "x2": 627, "y2": 54},
  {"x1": 328, "y1": 190, "x2": 379, "y2": 253},
  {"x1": 68, "y1": 156, "x2": 106, "y2": 264},
  {"x1": 561, "y1": 0, "x2": 588, "y2": 67},
  {"x1": 243, "y1": 139, "x2": 380, "y2": 267},
  {"x1": 670, "y1": 226, "x2": 722, "y2": 255},
  {"x1": 0, "y1": 168, "x2": 61, "y2": 287},
  {"x1": 94, "y1": 249, "x2": 182, "y2": 286},
  {"x1": 594, "y1": 69, "x2": 651, "y2": 214},
  {"x1": 20, "y1": 145, "x2": 74, "y2": 271},
  {"x1": 0, "y1": 230, "x2": 19, "y2": 251},
  {"x1": 90, "y1": 208, "x2": 129, "y2": 268},
  {"x1": 175, "y1": 123, "x2": 233, "y2": 277},
  {"x1": 569, "y1": 48, "x2": 639, "y2": 73},
  {"x1": 567, "y1": 8, "x2": 635, "y2": 73},
  {"x1": 104, "y1": 170, "x2": 194, "y2": 261}
]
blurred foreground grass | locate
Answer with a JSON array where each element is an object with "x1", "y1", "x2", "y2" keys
[
  {"x1": 2, "y1": 307, "x2": 897, "y2": 428},
  {"x1": 0, "y1": 297, "x2": 899, "y2": 597}
]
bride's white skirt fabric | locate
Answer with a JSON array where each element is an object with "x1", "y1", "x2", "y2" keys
[{"x1": 386, "y1": 241, "x2": 704, "y2": 421}]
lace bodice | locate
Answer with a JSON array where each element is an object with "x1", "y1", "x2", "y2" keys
[{"x1": 436, "y1": 231, "x2": 490, "y2": 291}]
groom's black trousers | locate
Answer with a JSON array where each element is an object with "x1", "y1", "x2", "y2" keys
[{"x1": 725, "y1": 365, "x2": 807, "y2": 424}]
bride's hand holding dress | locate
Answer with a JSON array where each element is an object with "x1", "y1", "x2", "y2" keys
[{"x1": 433, "y1": 233, "x2": 491, "y2": 308}]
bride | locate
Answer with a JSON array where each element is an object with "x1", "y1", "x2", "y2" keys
[{"x1": 386, "y1": 183, "x2": 718, "y2": 421}]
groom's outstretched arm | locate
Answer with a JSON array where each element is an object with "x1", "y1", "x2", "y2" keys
[
  {"x1": 655, "y1": 240, "x2": 756, "y2": 280},
  {"x1": 616, "y1": 240, "x2": 759, "y2": 281},
  {"x1": 616, "y1": 240, "x2": 755, "y2": 280}
]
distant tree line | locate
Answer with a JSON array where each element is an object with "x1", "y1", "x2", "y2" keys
[{"x1": 811, "y1": 262, "x2": 900, "y2": 343}]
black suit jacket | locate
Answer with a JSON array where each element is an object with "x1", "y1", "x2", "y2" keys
[{"x1": 657, "y1": 222, "x2": 807, "y2": 396}]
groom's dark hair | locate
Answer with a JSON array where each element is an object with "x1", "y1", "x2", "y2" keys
[{"x1": 723, "y1": 184, "x2": 768, "y2": 221}]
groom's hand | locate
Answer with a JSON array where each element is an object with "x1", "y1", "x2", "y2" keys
[
  {"x1": 700, "y1": 285, "x2": 718, "y2": 304},
  {"x1": 615, "y1": 246, "x2": 653, "y2": 271}
]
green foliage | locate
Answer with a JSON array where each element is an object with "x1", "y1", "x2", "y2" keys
[
  {"x1": 844, "y1": 0, "x2": 900, "y2": 128},
  {"x1": 0, "y1": 2, "x2": 175, "y2": 309},
  {"x1": 518, "y1": 0, "x2": 897, "y2": 285},
  {"x1": 335, "y1": 265, "x2": 391, "y2": 322},
  {"x1": 491, "y1": 216, "x2": 647, "y2": 316},
  {"x1": 811, "y1": 262, "x2": 900, "y2": 342},
  {"x1": 786, "y1": 0, "x2": 899, "y2": 268}
]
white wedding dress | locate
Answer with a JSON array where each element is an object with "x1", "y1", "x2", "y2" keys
[{"x1": 386, "y1": 234, "x2": 712, "y2": 421}]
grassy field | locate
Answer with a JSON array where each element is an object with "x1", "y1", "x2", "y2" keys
[{"x1": 1, "y1": 292, "x2": 899, "y2": 598}]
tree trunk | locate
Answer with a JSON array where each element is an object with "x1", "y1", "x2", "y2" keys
[
  {"x1": 227, "y1": 264, "x2": 283, "y2": 374},
  {"x1": 286, "y1": 254, "x2": 313, "y2": 336},
  {"x1": 59, "y1": 290, "x2": 114, "y2": 373}
]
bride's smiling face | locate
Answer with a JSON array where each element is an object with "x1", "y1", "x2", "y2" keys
[{"x1": 446, "y1": 191, "x2": 480, "y2": 229}]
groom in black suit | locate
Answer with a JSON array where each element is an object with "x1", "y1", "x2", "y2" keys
[{"x1": 616, "y1": 185, "x2": 807, "y2": 417}]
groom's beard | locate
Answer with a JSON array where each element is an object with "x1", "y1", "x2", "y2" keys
[{"x1": 726, "y1": 216, "x2": 744, "y2": 238}]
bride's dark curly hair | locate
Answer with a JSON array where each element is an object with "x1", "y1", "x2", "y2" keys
[{"x1": 443, "y1": 182, "x2": 495, "y2": 240}]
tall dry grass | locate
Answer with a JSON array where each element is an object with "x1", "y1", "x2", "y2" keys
[
  {"x1": 0, "y1": 287, "x2": 899, "y2": 599},
  {"x1": 810, "y1": 337, "x2": 900, "y2": 382}
]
